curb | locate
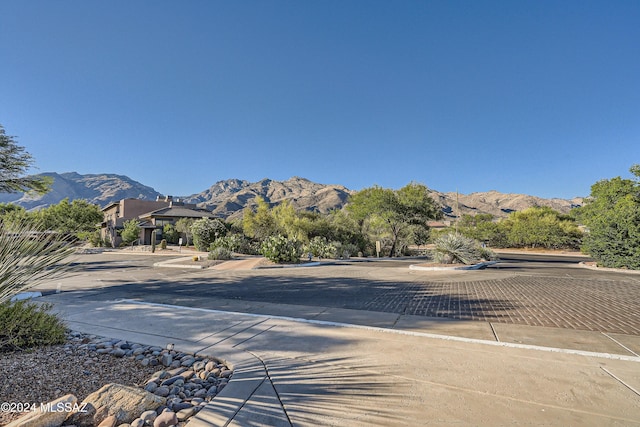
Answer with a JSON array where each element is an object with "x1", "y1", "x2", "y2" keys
[
  {"x1": 409, "y1": 261, "x2": 498, "y2": 271},
  {"x1": 578, "y1": 261, "x2": 640, "y2": 275}
]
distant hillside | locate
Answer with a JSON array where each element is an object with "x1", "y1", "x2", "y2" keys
[
  {"x1": 431, "y1": 190, "x2": 583, "y2": 219},
  {"x1": 0, "y1": 172, "x2": 582, "y2": 218},
  {"x1": 0, "y1": 172, "x2": 162, "y2": 210},
  {"x1": 181, "y1": 176, "x2": 353, "y2": 219}
]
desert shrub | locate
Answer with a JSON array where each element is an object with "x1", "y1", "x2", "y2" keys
[
  {"x1": 208, "y1": 247, "x2": 232, "y2": 260},
  {"x1": 191, "y1": 218, "x2": 227, "y2": 252},
  {"x1": 163, "y1": 224, "x2": 180, "y2": 244},
  {"x1": 210, "y1": 233, "x2": 258, "y2": 255},
  {"x1": 160, "y1": 239, "x2": 167, "y2": 249},
  {"x1": 260, "y1": 234, "x2": 302, "y2": 264},
  {"x1": 433, "y1": 232, "x2": 495, "y2": 265},
  {"x1": 0, "y1": 220, "x2": 76, "y2": 304},
  {"x1": 88, "y1": 230, "x2": 104, "y2": 247},
  {"x1": 120, "y1": 219, "x2": 141, "y2": 245},
  {"x1": 0, "y1": 301, "x2": 67, "y2": 352},
  {"x1": 575, "y1": 166, "x2": 640, "y2": 269},
  {"x1": 333, "y1": 241, "x2": 359, "y2": 259},
  {"x1": 303, "y1": 236, "x2": 337, "y2": 259}
]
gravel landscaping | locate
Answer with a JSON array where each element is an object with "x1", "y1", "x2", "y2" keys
[{"x1": 0, "y1": 332, "x2": 231, "y2": 426}]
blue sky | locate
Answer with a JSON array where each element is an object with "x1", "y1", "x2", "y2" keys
[{"x1": 1, "y1": 1, "x2": 638, "y2": 199}]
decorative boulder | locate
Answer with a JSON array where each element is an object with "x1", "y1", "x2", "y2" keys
[{"x1": 65, "y1": 383, "x2": 165, "y2": 426}]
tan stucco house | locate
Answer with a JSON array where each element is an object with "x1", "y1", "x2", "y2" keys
[{"x1": 101, "y1": 196, "x2": 215, "y2": 246}]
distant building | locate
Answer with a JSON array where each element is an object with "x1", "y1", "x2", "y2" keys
[{"x1": 101, "y1": 196, "x2": 215, "y2": 247}]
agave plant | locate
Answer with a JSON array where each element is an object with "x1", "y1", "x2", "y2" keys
[
  {"x1": 433, "y1": 232, "x2": 495, "y2": 265},
  {"x1": 0, "y1": 219, "x2": 76, "y2": 304}
]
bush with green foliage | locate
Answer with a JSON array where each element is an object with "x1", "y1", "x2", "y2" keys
[
  {"x1": 0, "y1": 301, "x2": 67, "y2": 351},
  {"x1": 333, "y1": 241, "x2": 359, "y2": 259},
  {"x1": 208, "y1": 246, "x2": 233, "y2": 260},
  {"x1": 88, "y1": 230, "x2": 104, "y2": 247},
  {"x1": 347, "y1": 182, "x2": 441, "y2": 257},
  {"x1": 37, "y1": 198, "x2": 103, "y2": 240},
  {"x1": 574, "y1": 165, "x2": 640, "y2": 269},
  {"x1": 209, "y1": 233, "x2": 258, "y2": 255},
  {"x1": 120, "y1": 219, "x2": 141, "y2": 245},
  {"x1": 191, "y1": 218, "x2": 227, "y2": 251},
  {"x1": 303, "y1": 236, "x2": 337, "y2": 259},
  {"x1": 501, "y1": 206, "x2": 582, "y2": 249},
  {"x1": 162, "y1": 224, "x2": 180, "y2": 244},
  {"x1": 175, "y1": 218, "x2": 195, "y2": 246},
  {"x1": 433, "y1": 232, "x2": 496, "y2": 265},
  {"x1": 260, "y1": 234, "x2": 302, "y2": 264}
]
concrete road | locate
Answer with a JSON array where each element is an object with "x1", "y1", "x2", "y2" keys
[{"x1": 30, "y1": 250, "x2": 640, "y2": 426}]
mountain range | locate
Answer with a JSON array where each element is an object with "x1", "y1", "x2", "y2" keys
[{"x1": 0, "y1": 172, "x2": 583, "y2": 219}]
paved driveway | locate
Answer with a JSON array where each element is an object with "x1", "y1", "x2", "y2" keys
[{"x1": 43, "y1": 251, "x2": 640, "y2": 336}]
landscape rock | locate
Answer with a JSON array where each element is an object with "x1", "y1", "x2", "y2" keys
[
  {"x1": 139, "y1": 410, "x2": 157, "y2": 424},
  {"x1": 97, "y1": 415, "x2": 118, "y2": 427},
  {"x1": 153, "y1": 386, "x2": 170, "y2": 398},
  {"x1": 4, "y1": 394, "x2": 77, "y2": 427},
  {"x1": 152, "y1": 411, "x2": 178, "y2": 427},
  {"x1": 66, "y1": 383, "x2": 165, "y2": 426},
  {"x1": 176, "y1": 406, "x2": 198, "y2": 421}
]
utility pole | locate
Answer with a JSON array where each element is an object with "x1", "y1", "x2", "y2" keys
[{"x1": 455, "y1": 189, "x2": 460, "y2": 233}]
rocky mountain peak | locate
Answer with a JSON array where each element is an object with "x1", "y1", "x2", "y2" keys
[{"x1": 0, "y1": 172, "x2": 582, "y2": 219}]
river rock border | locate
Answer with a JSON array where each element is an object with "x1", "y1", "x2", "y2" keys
[{"x1": 8, "y1": 332, "x2": 232, "y2": 427}]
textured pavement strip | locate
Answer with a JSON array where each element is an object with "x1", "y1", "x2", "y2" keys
[
  {"x1": 118, "y1": 299, "x2": 640, "y2": 362},
  {"x1": 85, "y1": 300, "x2": 640, "y2": 426},
  {"x1": 381, "y1": 276, "x2": 640, "y2": 335}
]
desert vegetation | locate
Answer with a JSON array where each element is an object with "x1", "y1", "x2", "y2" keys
[
  {"x1": 573, "y1": 164, "x2": 640, "y2": 269},
  {"x1": 0, "y1": 125, "x2": 74, "y2": 351}
]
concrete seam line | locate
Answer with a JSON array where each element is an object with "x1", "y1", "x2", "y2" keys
[
  {"x1": 601, "y1": 332, "x2": 640, "y2": 357},
  {"x1": 246, "y1": 350, "x2": 294, "y2": 427},
  {"x1": 63, "y1": 319, "x2": 191, "y2": 342},
  {"x1": 193, "y1": 320, "x2": 247, "y2": 344},
  {"x1": 489, "y1": 322, "x2": 500, "y2": 342},
  {"x1": 600, "y1": 367, "x2": 640, "y2": 397},
  {"x1": 223, "y1": 376, "x2": 267, "y2": 427},
  {"x1": 232, "y1": 324, "x2": 278, "y2": 348},
  {"x1": 118, "y1": 299, "x2": 640, "y2": 363}
]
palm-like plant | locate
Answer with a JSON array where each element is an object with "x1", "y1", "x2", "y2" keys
[
  {"x1": 433, "y1": 232, "x2": 495, "y2": 265},
  {"x1": 0, "y1": 220, "x2": 76, "y2": 304}
]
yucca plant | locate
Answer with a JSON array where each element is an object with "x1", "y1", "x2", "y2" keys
[
  {"x1": 433, "y1": 232, "x2": 495, "y2": 265},
  {"x1": 0, "y1": 219, "x2": 76, "y2": 304}
]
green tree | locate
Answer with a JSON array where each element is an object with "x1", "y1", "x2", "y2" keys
[
  {"x1": 191, "y1": 218, "x2": 227, "y2": 251},
  {"x1": 0, "y1": 203, "x2": 31, "y2": 225},
  {"x1": 243, "y1": 197, "x2": 278, "y2": 240},
  {"x1": 163, "y1": 223, "x2": 180, "y2": 244},
  {"x1": 500, "y1": 206, "x2": 582, "y2": 249},
  {"x1": 175, "y1": 217, "x2": 195, "y2": 246},
  {"x1": 272, "y1": 200, "x2": 309, "y2": 241},
  {"x1": 347, "y1": 182, "x2": 441, "y2": 256},
  {"x1": 457, "y1": 214, "x2": 507, "y2": 246},
  {"x1": 120, "y1": 219, "x2": 141, "y2": 245},
  {"x1": 0, "y1": 125, "x2": 51, "y2": 195},
  {"x1": 36, "y1": 198, "x2": 103, "y2": 239},
  {"x1": 574, "y1": 165, "x2": 640, "y2": 269}
]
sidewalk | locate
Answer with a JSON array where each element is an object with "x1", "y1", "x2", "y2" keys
[{"x1": 39, "y1": 292, "x2": 640, "y2": 427}]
